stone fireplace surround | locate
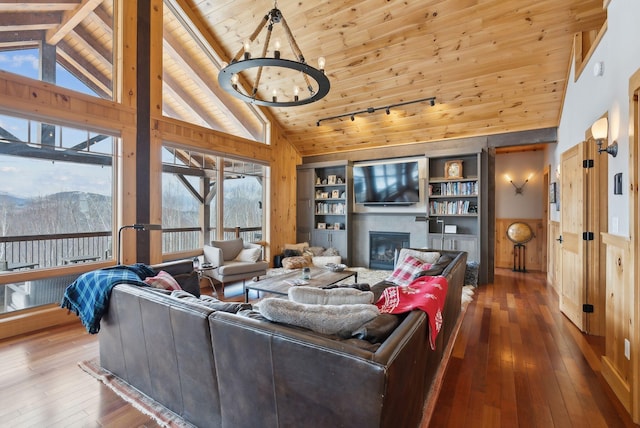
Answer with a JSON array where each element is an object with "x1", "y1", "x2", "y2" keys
[{"x1": 351, "y1": 213, "x2": 428, "y2": 268}]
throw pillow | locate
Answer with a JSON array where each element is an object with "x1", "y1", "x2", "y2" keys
[
  {"x1": 235, "y1": 247, "x2": 262, "y2": 263},
  {"x1": 283, "y1": 249, "x2": 302, "y2": 258},
  {"x1": 308, "y1": 246, "x2": 325, "y2": 256},
  {"x1": 395, "y1": 249, "x2": 440, "y2": 266},
  {"x1": 144, "y1": 270, "x2": 182, "y2": 291},
  {"x1": 258, "y1": 298, "x2": 379, "y2": 337},
  {"x1": 284, "y1": 242, "x2": 309, "y2": 254},
  {"x1": 288, "y1": 286, "x2": 374, "y2": 305},
  {"x1": 211, "y1": 238, "x2": 244, "y2": 261},
  {"x1": 386, "y1": 255, "x2": 433, "y2": 286},
  {"x1": 322, "y1": 247, "x2": 340, "y2": 256},
  {"x1": 281, "y1": 256, "x2": 310, "y2": 270}
]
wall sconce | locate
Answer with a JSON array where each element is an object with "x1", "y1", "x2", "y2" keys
[
  {"x1": 505, "y1": 174, "x2": 532, "y2": 195},
  {"x1": 591, "y1": 117, "x2": 618, "y2": 157},
  {"x1": 117, "y1": 223, "x2": 162, "y2": 265}
]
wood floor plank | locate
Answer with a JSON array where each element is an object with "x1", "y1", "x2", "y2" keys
[{"x1": 429, "y1": 268, "x2": 638, "y2": 428}]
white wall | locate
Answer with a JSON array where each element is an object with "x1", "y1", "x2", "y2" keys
[
  {"x1": 495, "y1": 151, "x2": 545, "y2": 219},
  {"x1": 553, "y1": 0, "x2": 640, "y2": 236}
]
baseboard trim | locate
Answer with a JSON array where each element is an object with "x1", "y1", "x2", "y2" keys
[{"x1": 0, "y1": 304, "x2": 80, "y2": 340}]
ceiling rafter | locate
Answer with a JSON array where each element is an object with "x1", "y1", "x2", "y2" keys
[
  {"x1": 162, "y1": 32, "x2": 261, "y2": 140},
  {"x1": 46, "y1": 0, "x2": 102, "y2": 45}
]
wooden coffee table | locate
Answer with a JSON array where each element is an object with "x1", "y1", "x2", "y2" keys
[{"x1": 244, "y1": 267, "x2": 358, "y2": 303}]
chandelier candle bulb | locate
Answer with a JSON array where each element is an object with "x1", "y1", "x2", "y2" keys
[
  {"x1": 274, "y1": 38, "x2": 281, "y2": 58},
  {"x1": 294, "y1": 86, "x2": 299, "y2": 101},
  {"x1": 243, "y1": 39, "x2": 251, "y2": 59},
  {"x1": 272, "y1": 89, "x2": 277, "y2": 102},
  {"x1": 318, "y1": 56, "x2": 326, "y2": 71}
]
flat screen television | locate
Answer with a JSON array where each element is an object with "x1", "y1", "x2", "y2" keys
[{"x1": 353, "y1": 160, "x2": 420, "y2": 206}]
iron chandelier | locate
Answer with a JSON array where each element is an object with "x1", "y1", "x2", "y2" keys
[{"x1": 218, "y1": 2, "x2": 330, "y2": 107}]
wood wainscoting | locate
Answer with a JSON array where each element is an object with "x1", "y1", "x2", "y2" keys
[{"x1": 495, "y1": 218, "x2": 545, "y2": 272}]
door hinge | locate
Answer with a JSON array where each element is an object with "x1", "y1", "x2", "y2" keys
[
  {"x1": 583, "y1": 304, "x2": 594, "y2": 313},
  {"x1": 583, "y1": 159, "x2": 594, "y2": 168},
  {"x1": 582, "y1": 231, "x2": 594, "y2": 240}
]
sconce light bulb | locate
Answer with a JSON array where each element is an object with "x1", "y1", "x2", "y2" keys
[{"x1": 591, "y1": 117, "x2": 608, "y2": 140}]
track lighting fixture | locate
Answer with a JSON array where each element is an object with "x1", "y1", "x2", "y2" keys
[{"x1": 316, "y1": 96, "x2": 436, "y2": 126}]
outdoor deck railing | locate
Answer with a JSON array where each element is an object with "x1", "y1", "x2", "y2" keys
[{"x1": 0, "y1": 226, "x2": 264, "y2": 271}]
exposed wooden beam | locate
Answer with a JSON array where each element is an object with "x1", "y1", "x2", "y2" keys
[
  {"x1": 0, "y1": 1, "x2": 79, "y2": 12},
  {"x1": 0, "y1": 12, "x2": 61, "y2": 29},
  {"x1": 46, "y1": 0, "x2": 102, "y2": 45},
  {"x1": 56, "y1": 44, "x2": 112, "y2": 96}
]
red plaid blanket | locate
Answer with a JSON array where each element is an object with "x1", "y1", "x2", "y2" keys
[{"x1": 375, "y1": 275, "x2": 448, "y2": 350}]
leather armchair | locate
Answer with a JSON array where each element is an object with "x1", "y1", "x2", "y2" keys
[{"x1": 202, "y1": 238, "x2": 268, "y2": 290}]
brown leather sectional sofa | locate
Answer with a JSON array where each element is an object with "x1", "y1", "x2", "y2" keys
[{"x1": 99, "y1": 250, "x2": 468, "y2": 428}]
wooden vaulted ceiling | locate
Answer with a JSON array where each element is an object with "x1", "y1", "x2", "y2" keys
[{"x1": 0, "y1": 0, "x2": 607, "y2": 157}]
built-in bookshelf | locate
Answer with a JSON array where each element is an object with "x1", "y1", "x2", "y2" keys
[
  {"x1": 426, "y1": 152, "x2": 484, "y2": 264},
  {"x1": 296, "y1": 161, "x2": 351, "y2": 264}
]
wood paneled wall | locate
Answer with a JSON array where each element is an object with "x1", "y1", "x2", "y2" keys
[
  {"x1": 495, "y1": 218, "x2": 544, "y2": 272},
  {"x1": 601, "y1": 233, "x2": 633, "y2": 414}
]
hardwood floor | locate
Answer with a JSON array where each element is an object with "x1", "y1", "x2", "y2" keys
[
  {"x1": 0, "y1": 269, "x2": 636, "y2": 427},
  {"x1": 429, "y1": 268, "x2": 637, "y2": 428}
]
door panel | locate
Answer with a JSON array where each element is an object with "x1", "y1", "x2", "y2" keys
[{"x1": 560, "y1": 143, "x2": 586, "y2": 331}]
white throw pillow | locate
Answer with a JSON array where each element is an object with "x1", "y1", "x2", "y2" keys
[
  {"x1": 203, "y1": 244, "x2": 219, "y2": 264},
  {"x1": 234, "y1": 247, "x2": 262, "y2": 263},
  {"x1": 396, "y1": 249, "x2": 440, "y2": 266}
]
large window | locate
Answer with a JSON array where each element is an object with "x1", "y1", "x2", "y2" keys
[
  {"x1": 161, "y1": 146, "x2": 266, "y2": 254},
  {"x1": 0, "y1": 1, "x2": 114, "y2": 98}
]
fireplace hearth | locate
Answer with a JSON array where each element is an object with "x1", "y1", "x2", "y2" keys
[{"x1": 369, "y1": 231, "x2": 410, "y2": 270}]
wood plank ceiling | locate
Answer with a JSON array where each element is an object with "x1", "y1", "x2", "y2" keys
[{"x1": 0, "y1": 0, "x2": 607, "y2": 157}]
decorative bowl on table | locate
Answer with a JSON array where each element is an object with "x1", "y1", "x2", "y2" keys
[{"x1": 325, "y1": 263, "x2": 347, "y2": 272}]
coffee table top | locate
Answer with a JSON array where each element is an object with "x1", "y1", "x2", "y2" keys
[{"x1": 245, "y1": 267, "x2": 356, "y2": 301}]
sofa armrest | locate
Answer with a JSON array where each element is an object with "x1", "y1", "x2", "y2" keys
[{"x1": 203, "y1": 245, "x2": 224, "y2": 266}]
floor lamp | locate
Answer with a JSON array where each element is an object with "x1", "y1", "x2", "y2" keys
[{"x1": 117, "y1": 223, "x2": 162, "y2": 265}]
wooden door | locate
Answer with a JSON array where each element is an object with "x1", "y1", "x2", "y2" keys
[{"x1": 560, "y1": 143, "x2": 587, "y2": 331}]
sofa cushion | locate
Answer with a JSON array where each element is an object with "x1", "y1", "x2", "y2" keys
[
  {"x1": 144, "y1": 270, "x2": 182, "y2": 291},
  {"x1": 289, "y1": 286, "x2": 374, "y2": 305},
  {"x1": 235, "y1": 247, "x2": 262, "y2": 263},
  {"x1": 212, "y1": 238, "x2": 244, "y2": 261},
  {"x1": 386, "y1": 255, "x2": 433, "y2": 286},
  {"x1": 351, "y1": 313, "x2": 400, "y2": 343},
  {"x1": 218, "y1": 261, "x2": 267, "y2": 276},
  {"x1": 258, "y1": 298, "x2": 379, "y2": 337}
]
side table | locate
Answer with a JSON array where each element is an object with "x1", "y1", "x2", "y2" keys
[{"x1": 195, "y1": 264, "x2": 218, "y2": 296}]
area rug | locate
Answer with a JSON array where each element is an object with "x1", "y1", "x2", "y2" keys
[{"x1": 78, "y1": 359, "x2": 195, "y2": 428}]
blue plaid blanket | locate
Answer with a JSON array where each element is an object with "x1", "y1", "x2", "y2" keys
[{"x1": 61, "y1": 264, "x2": 156, "y2": 334}]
